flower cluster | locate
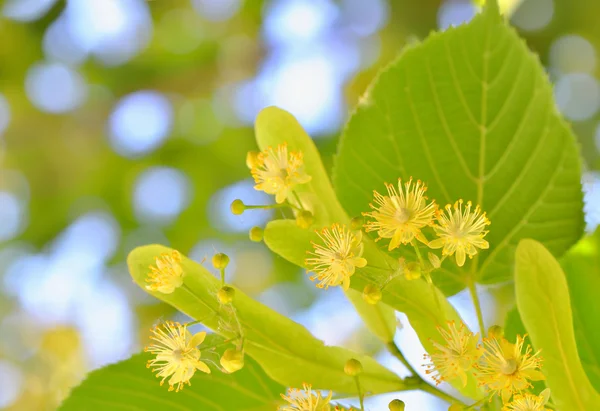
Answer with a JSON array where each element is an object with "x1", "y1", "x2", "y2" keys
[
  {"x1": 145, "y1": 251, "x2": 185, "y2": 294},
  {"x1": 424, "y1": 322, "x2": 545, "y2": 405},
  {"x1": 279, "y1": 383, "x2": 332, "y2": 411}
]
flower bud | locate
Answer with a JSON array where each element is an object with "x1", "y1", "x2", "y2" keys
[
  {"x1": 217, "y1": 286, "x2": 235, "y2": 304},
  {"x1": 296, "y1": 210, "x2": 314, "y2": 229},
  {"x1": 428, "y1": 252, "x2": 441, "y2": 269},
  {"x1": 249, "y1": 226, "x2": 264, "y2": 242},
  {"x1": 220, "y1": 348, "x2": 244, "y2": 373},
  {"x1": 246, "y1": 151, "x2": 260, "y2": 169},
  {"x1": 488, "y1": 325, "x2": 504, "y2": 339},
  {"x1": 388, "y1": 399, "x2": 405, "y2": 411},
  {"x1": 350, "y1": 216, "x2": 363, "y2": 231},
  {"x1": 230, "y1": 199, "x2": 245, "y2": 215},
  {"x1": 344, "y1": 358, "x2": 363, "y2": 376},
  {"x1": 403, "y1": 261, "x2": 422, "y2": 280},
  {"x1": 362, "y1": 284, "x2": 382, "y2": 305},
  {"x1": 212, "y1": 253, "x2": 230, "y2": 270}
]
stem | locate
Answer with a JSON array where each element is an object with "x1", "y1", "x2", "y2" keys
[
  {"x1": 386, "y1": 341, "x2": 418, "y2": 376},
  {"x1": 412, "y1": 242, "x2": 442, "y2": 312},
  {"x1": 220, "y1": 268, "x2": 225, "y2": 286},
  {"x1": 354, "y1": 376, "x2": 365, "y2": 411},
  {"x1": 292, "y1": 190, "x2": 305, "y2": 210},
  {"x1": 387, "y1": 341, "x2": 467, "y2": 407},
  {"x1": 244, "y1": 203, "x2": 301, "y2": 211},
  {"x1": 467, "y1": 277, "x2": 486, "y2": 337},
  {"x1": 418, "y1": 382, "x2": 466, "y2": 407}
]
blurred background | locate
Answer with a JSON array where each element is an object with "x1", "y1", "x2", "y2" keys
[{"x1": 0, "y1": 0, "x2": 599, "y2": 409}]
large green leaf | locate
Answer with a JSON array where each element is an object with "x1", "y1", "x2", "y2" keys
[
  {"x1": 515, "y1": 239, "x2": 600, "y2": 410},
  {"x1": 59, "y1": 335, "x2": 284, "y2": 411},
  {"x1": 333, "y1": 3, "x2": 584, "y2": 289},
  {"x1": 128, "y1": 245, "x2": 403, "y2": 395},
  {"x1": 560, "y1": 230, "x2": 600, "y2": 391}
]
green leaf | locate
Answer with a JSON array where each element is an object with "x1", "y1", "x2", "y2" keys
[
  {"x1": 254, "y1": 106, "x2": 398, "y2": 344},
  {"x1": 560, "y1": 230, "x2": 600, "y2": 391},
  {"x1": 128, "y1": 245, "x2": 403, "y2": 395},
  {"x1": 515, "y1": 239, "x2": 600, "y2": 410},
  {"x1": 333, "y1": 4, "x2": 584, "y2": 290},
  {"x1": 60, "y1": 335, "x2": 284, "y2": 411}
]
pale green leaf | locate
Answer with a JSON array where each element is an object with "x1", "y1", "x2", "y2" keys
[
  {"x1": 344, "y1": 287, "x2": 396, "y2": 343},
  {"x1": 127, "y1": 245, "x2": 403, "y2": 395},
  {"x1": 333, "y1": 4, "x2": 584, "y2": 290},
  {"x1": 515, "y1": 239, "x2": 600, "y2": 410},
  {"x1": 59, "y1": 335, "x2": 284, "y2": 411}
]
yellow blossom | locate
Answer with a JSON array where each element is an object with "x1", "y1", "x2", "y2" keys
[
  {"x1": 145, "y1": 251, "x2": 184, "y2": 294},
  {"x1": 476, "y1": 335, "x2": 545, "y2": 403},
  {"x1": 279, "y1": 383, "x2": 332, "y2": 411},
  {"x1": 145, "y1": 321, "x2": 211, "y2": 392},
  {"x1": 503, "y1": 390, "x2": 551, "y2": 411},
  {"x1": 424, "y1": 321, "x2": 483, "y2": 386},
  {"x1": 363, "y1": 178, "x2": 437, "y2": 250},
  {"x1": 429, "y1": 200, "x2": 490, "y2": 266},
  {"x1": 250, "y1": 143, "x2": 311, "y2": 204},
  {"x1": 305, "y1": 224, "x2": 367, "y2": 290}
]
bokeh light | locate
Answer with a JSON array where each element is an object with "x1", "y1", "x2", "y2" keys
[
  {"x1": 25, "y1": 62, "x2": 87, "y2": 113},
  {"x1": 0, "y1": 192, "x2": 26, "y2": 242},
  {"x1": 0, "y1": 94, "x2": 11, "y2": 136},
  {"x1": 554, "y1": 73, "x2": 600, "y2": 121},
  {"x1": 133, "y1": 167, "x2": 192, "y2": 225},
  {"x1": 583, "y1": 172, "x2": 600, "y2": 233},
  {"x1": 0, "y1": 360, "x2": 23, "y2": 408},
  {"x1": 549, "y1": 35, "x2": 597, "y2": 75},
  {"x1": 192, "y1": 0, "x2": 242, "y2": 22},
  {"x1": 437, "y1": 0, "x2": 477, "y2": 30},
  {"x1": 2, "y1": 0, "x2": 57, "y2": 21},
  {"x1": 109, "y1": 91, "x2": 173, "y2": 158},
  {"x1": 510, "y1": 0, "x2": 554, "y2": 32}
]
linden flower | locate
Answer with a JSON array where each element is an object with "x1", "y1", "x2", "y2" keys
[
  {"x1": 363, "y1": 178, "x2": 437, "y2": 251},
  {"x1": 146, "y1": 251, "x2": 184, "y2": 294},
  {"x1": 424, "y1": 321, "x2": 483, "y2": 386},
  {"x1": 503, "y1": 390, "x2": 551, "y2": 411},
  {"x1": 250, "y1": 143, "x2": 311, "y2": 204},
  {"x1": 145, "y1": 321, "x2": 211, "y2": 392},
  {"x1": 305, "y1": 224, "x2": 367, "y2": 290},
  {"x1": 476, "y1": 335, "x2": 545, "y2": 403},
  {"x1": 429, "y1": 200, "x2": 490, "y2": 267},
  {"x1": 279, "y1": 383, "x2": 332, "y2": 411}
]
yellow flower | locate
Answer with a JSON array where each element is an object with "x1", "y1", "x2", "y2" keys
[
  {"x1": 250, "y1": 143, "x2": 311, "y2": 204},
  {"x1": 363, "y1": 178, "x2": 437, "y2": 251},
  {"x1": 279, "y1": 383, "x2": 332, "y2": 411},
  {"x1": 145, "y1": 251, "x2": 184, "y2": 294},
  {"x1": 305, "y1": 224, "x2": 367, "y2": 290},
  {"x1": 145, "y1": 321, "x2": 211, "y2": 392},
  {"x1": 424, "y1": 321, "x2": 483, "y2": 386},
  {"x1": 503, "y1": 390, "x2": 551, "y2": 411},
  {"x1": 476, "y1": 335, "x2": 545, "y2": 403},
  {"x1": 429, "y1": 200, "x2": 490, "y2": 267}
]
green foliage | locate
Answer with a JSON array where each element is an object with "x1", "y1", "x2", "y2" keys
[
  {"x1": 59, "y1": 335, "x2": 284, "y2": 411},
  {"x1": 127, "y1": 244, "x2": 404, "y2": 395},
  {"x1": 514, "y1": 239, "x2": 600, "y2": 410},
  {"x1": 333, "y1": 3, "x2": 584, "y2": 293}
]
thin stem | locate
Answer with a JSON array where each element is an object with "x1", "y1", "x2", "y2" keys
[
  {"x1": 418, "y1": 382, "x2": 467, "y2": 407},
  {"x1": 387, "y1": 341, "x2": 467, "y2": 407},
  {"x1": 220, "y1": 268, "x2": 226, "y2": 286},
  {"x1": 412, "y1": 242, "x2": 442, "y2": 312},
  {"x1": 292, "y1": 190, "x2": 305, "y2": 210},
  {"x1": 386, "y1": 341, "x2": 418, "y2": 376},
  {"x1": 244, "y1": 203, "x2": 302, "y2": 211},
  {"x1": 467, "y1": 277, "x2": 486, "y2": 337},
  {"x1": 354, "y1": 376, "x2": 365, "y2": 411}
]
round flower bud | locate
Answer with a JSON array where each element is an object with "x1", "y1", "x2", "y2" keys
[
  {"x1": 217, "y1": 286, "x2": 235, "y2": 304},
  {"x1": 428, "y1": 252, "x2": 441, "y2": 269},
  {"x1": 448, "y1": 405, "x2": 463, "y2": 411},
  {"x1": 296, "y1": 210, "x2": 314, "y2": 229},
  {"x1": 249, "y1": 226, "x2": 264, "y2": 242},
  {"x1": 230, "y1": 199, "x2": 245, "y2": 215},
  {"x1": 488, "y1": 325, "x2": 504, "y2": 339},
  {"x1": 350, "y1": 216, "x2": 363, "y2": 230},
  {"x1": 403, "y1": 261, "x2": 422, "y2": 280},
  {"x1": 212, "y1": 253, "x2": 230, "y2": 270},
  {"x1": 362, "y1": 284, "x2": 382, "y2": 305},
  {"x1": 344, "y1": 358, "x2": 363, "y2": 377},
  {"x1": 388, "y1": 399, "x2": 405, "y2": 411},
  {"x1": 246, "y1": 151, "x2": 260, "y2": 169},
  {"x1": 220, "y1": 348, "x2": 244, "y2": 373}
]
